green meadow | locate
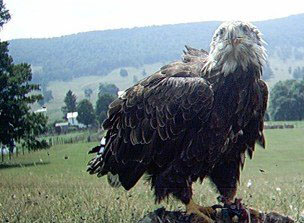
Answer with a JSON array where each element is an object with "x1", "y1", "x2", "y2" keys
[{"x1": 0, "y1": 128, "x2": 304, "y2": 222}]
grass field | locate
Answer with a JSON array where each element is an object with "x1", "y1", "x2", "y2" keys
[{"x1": 1, "y1": 128, "x2": 304, "y2": 222}]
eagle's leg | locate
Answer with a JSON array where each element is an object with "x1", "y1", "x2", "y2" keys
[
  {"x1": 209, "y1": 160, "x2": 240, "y2": 205},
  {"x1": 152, "y1": 167, "x2": 215, "y2": 223},
  {"x1": 186, "y1": 199, "x2": 215, "y2": 223}
]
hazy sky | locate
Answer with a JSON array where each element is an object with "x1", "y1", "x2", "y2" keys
[{"x1": 1, "y1": 0, "x2": 304, "y2": 40}]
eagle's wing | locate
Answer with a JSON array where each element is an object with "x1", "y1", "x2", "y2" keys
[
  {"x1": 212, "y1": 79, "x2": 268, "y2": 186},
  {"x1": 88, "y1": 47, "x2": 214, "y2": 189},
  {"x1": 237, "y1": 79, "x2": 268, "y2": 168}
]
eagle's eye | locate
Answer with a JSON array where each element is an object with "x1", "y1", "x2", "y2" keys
[{"x1": 219, "y1": 29, "x2": 225, "y2": 36}]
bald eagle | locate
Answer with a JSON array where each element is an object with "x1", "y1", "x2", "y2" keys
[{"x1": 88, "y1": 21, "x2": 268, "y2": 222}]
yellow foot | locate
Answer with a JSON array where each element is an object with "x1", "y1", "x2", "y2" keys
[{"x1": 186, "y1": 199, "x2": 215, "y2": 223}]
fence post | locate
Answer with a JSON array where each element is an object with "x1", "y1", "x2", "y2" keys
[{"x1": 1, "y1": 146, "x2": 4, "y2": 162}]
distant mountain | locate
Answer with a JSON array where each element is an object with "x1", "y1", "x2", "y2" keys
[{"x1": 7, "y1": 14, "x2": 304, "y2": 83}]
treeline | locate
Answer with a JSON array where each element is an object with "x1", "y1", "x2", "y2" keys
[
  {"x1": 7, "y1": 14, "x2": 304, "y2": 84},
  {"x1": 268, "y1": 79, "x2": 304, "y2": 121},
  {"x1": 292, "y1": 66, "x2": 304, "y2": 80},
  {"x1": 64, "y1": 80, "x2": 304, "y2": 124},
  {"x1": 59, "y1": 83, "x2": 118, "y2": 129},
  {"x1": 9, "y1": 23, "x2": 216, "y2": 83}
]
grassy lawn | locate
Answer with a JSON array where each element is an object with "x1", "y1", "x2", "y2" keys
[{"x1": 0, "y1": 128, "x2": 304, "y2": 222}]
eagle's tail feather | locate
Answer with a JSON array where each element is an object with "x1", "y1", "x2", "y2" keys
[
  {"x1": 88, "y1": 145, "x2": 104, "y2": 154},
  {"x1": 87, "y1": 138, "x2": 122, "y2": 188},
  {"x1": 87, "y1": 149, "x2": 106, "y2": 175}
]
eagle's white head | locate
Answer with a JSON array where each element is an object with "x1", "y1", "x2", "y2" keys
[{"x1": 203, "y1": 21, "x2": 267, "y2": 76}]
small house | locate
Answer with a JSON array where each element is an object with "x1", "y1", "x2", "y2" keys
[
  {"x1": 67, "y1": 112, "x2": 79, "y2": 126},
  {"x1": 66, "y1": 112, "x2": 85, "y2": 128}
]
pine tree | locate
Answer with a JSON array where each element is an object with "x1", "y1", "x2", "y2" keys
[
  {"x1": 61, "y1": 90, "x2": 77, "y2": 118},
  {"x1": 77, "y1": 99, "x2": 96, "y2": 127},
  {"x1": 0, "y1": 3, "x2": 48, "y2": 150},
  {"x1": 95, "y1": 94, "x2": 116, "y2": 127}
]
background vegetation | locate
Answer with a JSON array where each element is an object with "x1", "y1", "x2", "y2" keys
[
  {"x1": 4, "y1": 14, "x2": 304, "y2": 123},
  {"x1": 0, "y1": 2, "x2": 47, "y2": 151},
  {"x1": 7, "y1": 14, "x2": 304, "y2": 85},
  {"x1": 269, "y1": 80, "x2": 304, "y2": 121}
]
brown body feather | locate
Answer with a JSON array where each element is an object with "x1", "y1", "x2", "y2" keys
[{"x1": 88, "y1": 45, "x2": 268, "y2": 204}]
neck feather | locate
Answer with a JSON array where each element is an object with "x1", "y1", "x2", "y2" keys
[{"x1": 202, "y1": 44, "x2": 267, "y2": 77}]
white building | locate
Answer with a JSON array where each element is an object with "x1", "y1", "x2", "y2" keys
[
  {"x1": 67, "y1": 112, "x2": 78, "y2": 125},
  {"x1": 66, "y1": 112, "x2": 85, "y2": 128},
  {"x1": 35, "y1": 106, "x2": 47, "y2": 113}
]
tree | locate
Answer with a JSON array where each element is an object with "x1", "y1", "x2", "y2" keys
[
  {"x1": 292, "y1": 66, "x2": 304, "y2": 80},
  {"x1": 119, "y1": 68, "x2": 128, "y2": 77},
  {"x1": 262, "y1": 63, "x2": 274, "y2": 81},
  {"x1": 96, "y1": 94, "x2": 116, "y2": 127},
  {"x1": 38, "y1": 87, "x2": 53, "y2": 106},
  {"x1": 0, "y1": 1, "x2": 10, "y2": 29},
  {"x1": 61, "y1": 90, "x2": 77, "y2": 118},
  {"x1": 98, "y1": 83, "x2": 119, "y2": 97},
  {"x1": 142, "y1": 69, "x2": 147, "y2": 76},
  {"x1": 84, "y1": 88, "x2": 93, "y2": 100},
  {"x1": 77, "y1": 99, "x2": 96, "y2": 127},
  {"x1": 0, "y1": 3, "x2": 48, "y2": 150},
  {"x1": 264, "y1": 112, "x2": 270, "y2": 121},
  {"x1": 269, "y1": 80, "x2": 304, "y2": 121},
  {"x1": 43, "y1": 89, "x2": 53, "y2": 103},
  {"x1": 96, "y1": 84, "x2": 118, "y2": 126}
]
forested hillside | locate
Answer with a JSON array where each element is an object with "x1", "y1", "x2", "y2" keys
[{"x1": 8, "y1": 14, "x2": 304, "y2": 84}]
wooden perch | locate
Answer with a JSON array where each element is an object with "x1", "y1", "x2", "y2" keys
[{"x1": 137, "y1": 206, "x2": 295, "y2": 223}]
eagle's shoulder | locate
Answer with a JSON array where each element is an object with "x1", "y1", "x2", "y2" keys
[
  {"x1": 103, "y1": 48, "x2": 214, "y2": 135},
  {"x1": 120, "y1": 46, "x2": 209, "y2": 98},
  {"x1": 142, "y1": 45, "x2": 208, "y2": 78},
  {"x1": 182, "y1": 45, "x2": 209, "y2": 63}
]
